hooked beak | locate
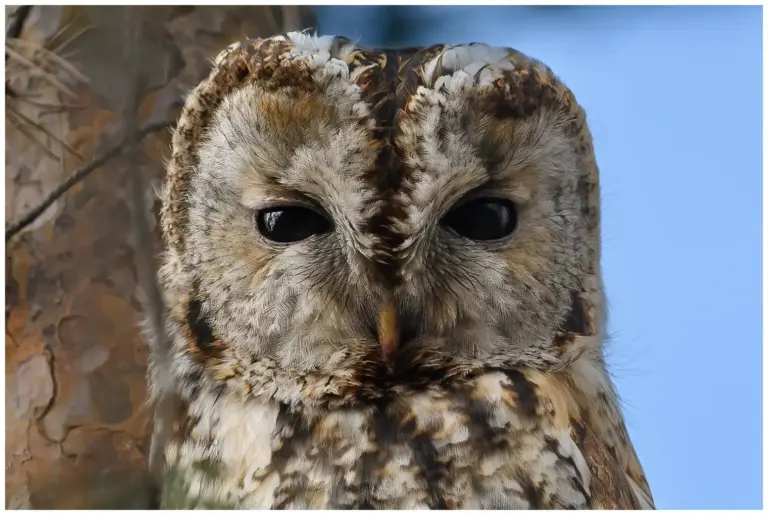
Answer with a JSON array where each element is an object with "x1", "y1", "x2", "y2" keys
[{"x1": 377, "y1": 299, "x2": 400, "y2": 359}]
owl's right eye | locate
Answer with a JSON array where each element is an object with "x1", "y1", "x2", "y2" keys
[{"x1": 255, "y1": 207, "x2": 332, "y2": 243}]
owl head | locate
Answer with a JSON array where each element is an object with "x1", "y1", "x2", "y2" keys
[{"x1": 154, "y1": 32, "x2": 605, "y2": 407}]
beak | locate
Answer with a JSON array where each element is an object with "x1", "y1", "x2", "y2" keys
[{"x1": 377, "y1": 299, "x2": 400, "y2": 359}]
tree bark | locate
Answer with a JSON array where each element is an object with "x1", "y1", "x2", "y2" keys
[{"x1": 5, "y1": 6, "x2": 317, "y2": 509}]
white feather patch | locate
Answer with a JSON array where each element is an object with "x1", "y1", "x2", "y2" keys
[
  {"x1": 287, "y1": 30, "x2": 337, "y2": 53},
  {"x1": 286, "y1": 31, "x2": 340, "y2": 70},
  {"x1": 424, "y1": 43, "x2": 515, "y2": 87}
]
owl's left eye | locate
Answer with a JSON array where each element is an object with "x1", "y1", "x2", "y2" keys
[
  {"x1": 255, "y1": 207, "x2": 331, "y2": 243},
  {"x1": 441, "y1": 198, "x2": 517, "y2": 241}
]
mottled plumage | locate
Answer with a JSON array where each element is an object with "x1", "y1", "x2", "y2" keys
[{"x1": 146, "y1": 31, "x2": 654, "y2": 509}]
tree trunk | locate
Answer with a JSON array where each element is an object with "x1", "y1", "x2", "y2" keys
[{"x1": 5, "y1": 6, "x2": 317, "y2": 509}]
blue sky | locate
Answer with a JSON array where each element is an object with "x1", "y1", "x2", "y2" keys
[{"x1": 316, "y1": 6, "x2": 763, "y2": 510}]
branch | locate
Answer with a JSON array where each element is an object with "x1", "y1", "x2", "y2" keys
[{"x1": 5, "y1": 119, "x2": 172, "y2": 242}]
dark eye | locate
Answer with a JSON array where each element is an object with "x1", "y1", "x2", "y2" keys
[
  {"x1": 441, "y1": 198, "x2": 517, "y2": 241},
  {"x1": 255, "y1": 206, "x2": 331, "y2": 243}
]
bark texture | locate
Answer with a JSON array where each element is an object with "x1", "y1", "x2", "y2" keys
[{"x1": 5, "y1": 6, "x2": 316, "y2": 509}]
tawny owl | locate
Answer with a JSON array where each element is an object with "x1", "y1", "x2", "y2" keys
[{"x1": 145, "y1": 31, "x2": 655, "y2": 509}]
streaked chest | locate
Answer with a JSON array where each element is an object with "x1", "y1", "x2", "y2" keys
[{"x1": 161, "y1": 371, "x2": 597, "y2": 509}]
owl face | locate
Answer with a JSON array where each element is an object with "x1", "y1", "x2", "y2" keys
[
  {"x1": 150, "y1": 34, "x2": 657, "y2": 511},
  {"x1": 165, "y1": 33, "x2": 601, "y2": 397}
]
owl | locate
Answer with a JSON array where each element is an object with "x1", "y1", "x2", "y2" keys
[{"x1": 145, "y1": 31, "x2": 655, "y2": 509}]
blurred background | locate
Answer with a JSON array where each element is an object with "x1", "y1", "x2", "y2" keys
[{"x1": 5, "y1": 5, "x2": 761, "y2": 510}]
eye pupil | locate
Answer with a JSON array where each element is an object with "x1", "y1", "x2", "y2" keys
[
  {"x1": 256, "y1": 207, "x2": 331, "y2": 243},
  {"x1": 441, "y1": 198, "x2": 517, "y2": 241}
]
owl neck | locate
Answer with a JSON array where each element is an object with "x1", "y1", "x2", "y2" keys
[{"x1": 178, "y1": 334, "x2": 594, "y2": 412}]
